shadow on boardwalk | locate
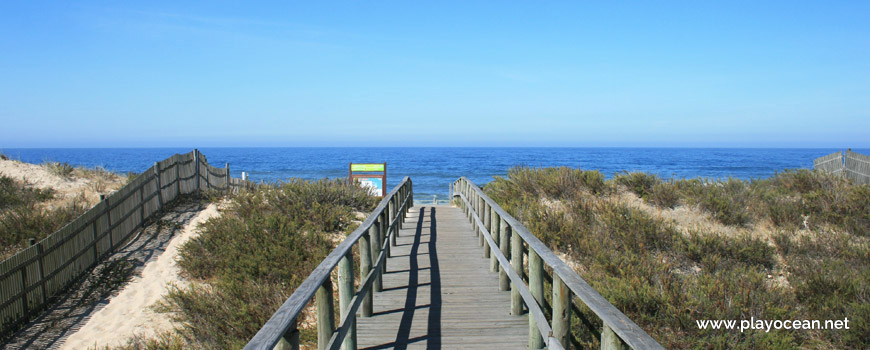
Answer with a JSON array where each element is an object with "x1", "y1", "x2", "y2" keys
[{"x1": 357, "y1": 206, "x2": 527, "y2": 350}]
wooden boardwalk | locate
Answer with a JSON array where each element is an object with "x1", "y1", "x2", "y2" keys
[{"x1": 356, "y1": 205, "x2": 528, "y2": 350}]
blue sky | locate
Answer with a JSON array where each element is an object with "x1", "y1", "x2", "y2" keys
[{"x1": 1, "y1": 1, "x2": 868, "y2": 148}]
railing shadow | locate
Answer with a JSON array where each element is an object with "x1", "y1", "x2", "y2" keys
[
  {"x1": 391, "y1": 207, "x2": 425, "y2": 350},
  {"x1": 364, "y1": 206, "x2": 443, "y2": 350},
  {"x1": 426, "y1": 207, "x2": 442, "y2": 349}
]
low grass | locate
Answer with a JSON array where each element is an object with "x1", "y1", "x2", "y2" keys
[
  {"x1": 0, "y1": 175, "x2": 89, "y2": 259},
  {"x1": 485, "y1": 167, "x2": 868, "y2": 349},
  {"x1": 120, "y1": 178, "x2": 377, "y2": 350},
  {"x1": 44, "y1": 161, "x2": 76, "y2": 178}
]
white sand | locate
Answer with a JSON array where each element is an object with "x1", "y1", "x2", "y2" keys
[
  {"x1": 0, "y1": 157, "x2": 123, "y2": 205},
  {"x1": 59, "y1": 204, "x2": 220, "y2": 350}
]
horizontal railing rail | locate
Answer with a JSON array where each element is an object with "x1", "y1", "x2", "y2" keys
[
  {"x1": 452, "y1": 177, "x2": 664, "y2": 350},
  {"x1": 245, "y1": 177, "x2": 413, "y2": 350}
]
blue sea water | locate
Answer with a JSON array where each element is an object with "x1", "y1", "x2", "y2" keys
[{"x1": 1, "y1": 148, "x2": 864, "y2": 201}]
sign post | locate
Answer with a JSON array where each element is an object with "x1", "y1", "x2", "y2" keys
[{"x1": 349, "y1": 163, "x2": 387, "y2": 197}]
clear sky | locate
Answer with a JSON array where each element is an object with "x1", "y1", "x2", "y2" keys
[{"x1": 1, "y1": 1, "x2": 868, "y2": 148}]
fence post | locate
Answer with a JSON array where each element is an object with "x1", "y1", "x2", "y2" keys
[
  {"x1": 274, "y1": 319, "x2": 300, "y2": 350},
  {"x1": 91, "y1": 221, "x2": 99, "y2": 262},
  {"x1": 194, "y1": 149, "x2": 201, "y2": 194},
  {"x1": 19, "y1": 262, "x2": 28, "y2": 318},
  {"x1": 35, "y1": 242, "x2": 46, "y2": 304},
  {"x1": 490, "y1": 208, "x2": 499, "y2": 272},
  {"x1": 226, "y1": 163, "x2": 231, "y2": 195},
  {"x1": 174, "y1": 156, "x2": 180, "y2": 197},
  {"x1": 529, "y1": 249, "x2": 545, "y2": 349},
  {"x1": 389, "y1": 199, "x2": 397, "y2": 245},
  {"x1": 101, "y1": 194, "x2": 114, "y2": 249},
  {"x1": 553, "y1": 274, "x2": 571, "y2": 348},
  {"x1": 360, "y1": 227, "x2": 373, "y2": 317},
  {"x1": 601, "y1": 324, "x2": 629, "y2": 350},
  {"x1": 139, "y1": 181, "x2": 145, "y2": 227},
  {"x1": 379, "y1": 211, "x2": 388, "y2": 256},
  {"x1": 338, "y1": 251, "x2": 356, "y2": 350},
  {"x1": 154, "y1": 162, "x2": 163, "y2": 209},
  {"x1": 499, "y1": 217, "x2": 510, "y2": 291},
  {"x1": 371, "y1": 220, "x2": 383, "y2": 293},
  {"x1": 483, "y1": 201, "x2": 491, "y2": 259},
  {"x1": 316, "y1": 277, "x2": 335, "y2": 350},
  {"x1": 510, "y1": 224, "x2": 523, "y2": 315}
]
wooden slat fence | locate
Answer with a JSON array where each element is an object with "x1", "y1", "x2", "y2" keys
[
  {"x1": 451, "y1": 177, "x2": 664, "y2": 350},
  {"x1": 813, "y1": 152, "x2": 845, "y2": 174},
  {"x1": 845, "y1": 150, "x2": 870, "y2": 185},
  {"x1": 0, "y1": 149, "x2": 248, "y2": 336},
  {"x1": 813, "y1": 150, "x2": 870, "y2": 185}
]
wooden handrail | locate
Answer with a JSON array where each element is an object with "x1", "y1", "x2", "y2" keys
[
  {"x1": 244, "y1": 177, "x2": 413, "y2": 350},
  {"x1": 457, "y1": 190, "x2": 565, "y2": 350},
  {"x1": 453, "y1": 177, "x2": 664, "y2": 350}
]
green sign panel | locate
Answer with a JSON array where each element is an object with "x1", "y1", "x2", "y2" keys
[{"x1": 350, "y1": 163, "x2": 385, "y2": 172}]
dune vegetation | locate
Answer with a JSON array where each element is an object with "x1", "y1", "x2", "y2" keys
[
  {"x1": 484, "y1": 167, "x2": 868, "y2": 349},
  {"x1": 0, "y1": 158, "x2": 126, "y2": 260},
  {"x1": 0, "y1": 175, "x2": 89, "y2": 259},
  {"x1": 113, "y1": 179, "x2": 377, "y2": 350}
]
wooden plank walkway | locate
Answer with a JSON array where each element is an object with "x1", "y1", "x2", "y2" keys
[{"x1": 356, "y1": 205, "x2": 528, "y2": 350}]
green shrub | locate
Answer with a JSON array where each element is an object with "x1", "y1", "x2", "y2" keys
[
  {"x1": 485, "y1": 167, "x2": 868, "y2": 349},
  {"x1": 487, "y1": 166, "x2": 608, "y2": 201},
  {"x1": 614, "y1": 172, "x2": 660, "y2": 199},
  {"x1": 682, "y1": 178, "x2": 753, "y2": 227},
  {"x1": 158, "y1": 178, "x2": 376, "y2": 349},
  {"x1": 0, "y1": 176, "x2": 88, "y2": 259},
  {"x1": 649, "y1": 181, "x2": 680, "y2": 209},
  {"x1": 680, "y1": 231, "x2": 775, "y2": 271}
]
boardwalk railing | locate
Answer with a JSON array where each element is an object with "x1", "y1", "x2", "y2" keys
[
  {"x1": 452, "y1": 177, "x2": 663, "y2": 350},
  {"x1": 245, "y1": 177, "x2": 413, "y2": 350},
  {"x1": 0, "y1": 149, "x2": 246, "y2": 336},
  {"x1": 814, "y1": 150, "x2": 870, "y2": 185}
]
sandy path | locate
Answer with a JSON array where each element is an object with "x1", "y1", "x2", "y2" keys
[{"x1": 58, "y1": 204, "x2": 220, "y2": 350}]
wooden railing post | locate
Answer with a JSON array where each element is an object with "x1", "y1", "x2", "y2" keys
[
  {"x1": 553, "y1": 274, "x2": 571, "y2": 348},
  {"x1": 602, "y1": 324, "x2": 629, "y2": 350},
  {"x1": 529, "y1": 249, "x2": 545, "y2": 349},
  {"x1": 360, "y1": 227, "x2": 373, "y2": 317},
  {"x1": 388, "y1": 200, "x2": 396, "y2": 243},
  {"x1": 510, "y1": 224, "x2": 523, "y2": 315},
  {"x1": 483, "y1": 201, "x2": 492, "y2": 259},
  {"x1": 498, "y1": 217, "x2": 510, "y2": 291},
  {"x1": 338, "y1": 251, "x2": 356, "y2": 350},
  {"x1": 273, "y1": 319, "x2": 300, "y2": 350},
  {"x1": 371, "y1": 219, "x2": 383, "y2": 293},
  {"x1": 395, "y1": 189, "x2": 402, "y2": 231},
  {"x1": 490, "y1": 208, "x2": 499, "y2": 272},
  {"x1": 384, "y1": 211, "x2": 395, "y2": 262},
  {"x1": 316, "y1": 278, "x2": 335, "y2": 350}
]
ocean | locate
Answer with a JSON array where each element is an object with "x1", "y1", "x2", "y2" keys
[{"x1": 1, "y1": 148, "x2": 863, "y2": 201}]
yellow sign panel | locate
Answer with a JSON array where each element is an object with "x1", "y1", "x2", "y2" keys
[{"x1": 350, "y1": 163, "x2": 385, "y2": 172}]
